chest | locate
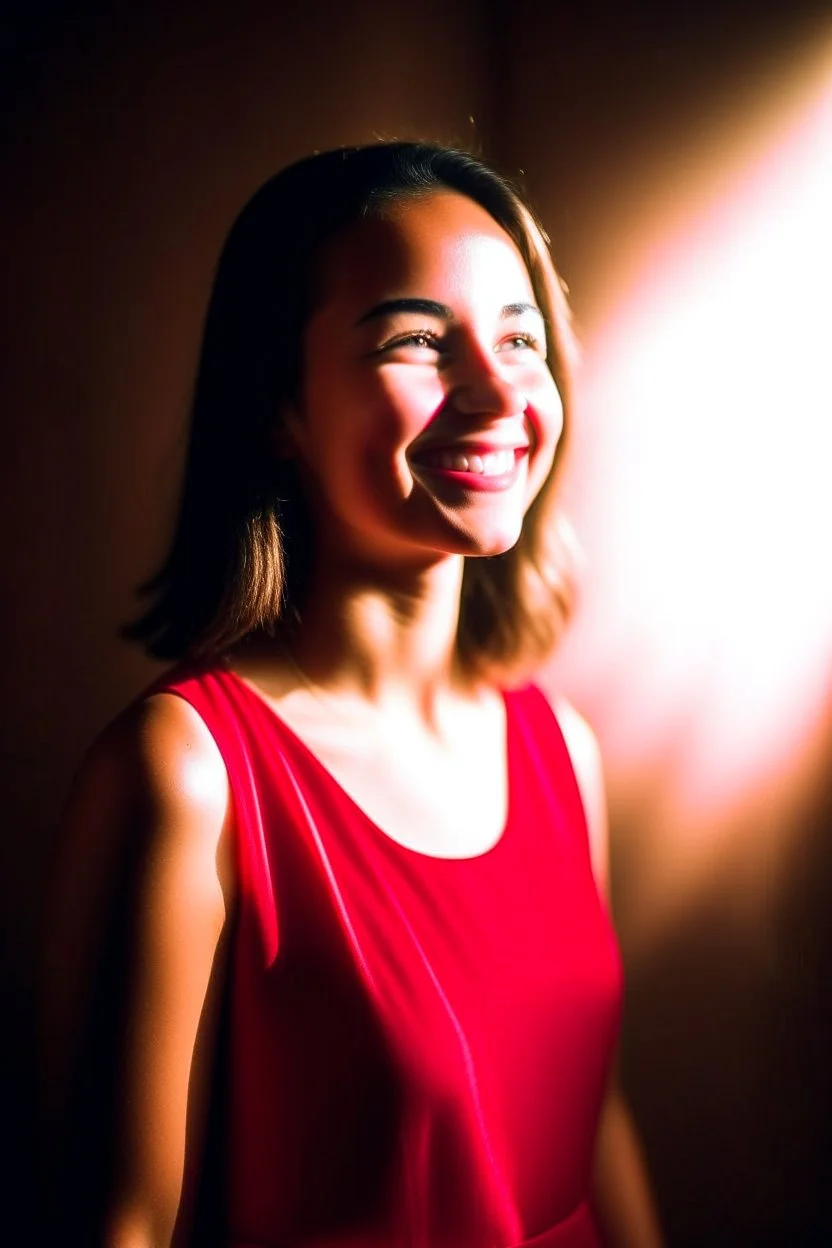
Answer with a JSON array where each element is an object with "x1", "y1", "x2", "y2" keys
[{"x1": 271, "y1": 694, "x2": 509, "y2": 858}]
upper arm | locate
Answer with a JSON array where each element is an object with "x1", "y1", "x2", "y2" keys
[
  {"x1": 41, "y1": 692, "x2": 234, "y2": 1248},
  {"x1": 550, "y1": 695, "x2": 610, "y2": 900}
]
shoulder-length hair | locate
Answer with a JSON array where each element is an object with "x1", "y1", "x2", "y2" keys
[{"x1": 125, "y1": 142, "x2": 579, "y2": 682}]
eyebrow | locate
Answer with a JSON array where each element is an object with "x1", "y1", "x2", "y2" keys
[{"x1": 354, "y1": 297, "x2": 544, "y2": 326}]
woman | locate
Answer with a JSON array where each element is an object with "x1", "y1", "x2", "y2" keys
[{"x1": 44, "y1": 143, "x2": 663, "y2": 1247}]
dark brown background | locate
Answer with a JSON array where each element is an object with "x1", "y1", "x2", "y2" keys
[{"x1": 3, "y1": 2, "x2": 831, "y2": 1242}]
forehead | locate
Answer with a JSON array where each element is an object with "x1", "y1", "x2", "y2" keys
[{"x1": 315, "y1": 191, "x2": 536, "y2": 313}]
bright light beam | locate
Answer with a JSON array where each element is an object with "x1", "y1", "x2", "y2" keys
[{"x1": 555, "y1": 40, "x2": 832, "y2": 835}]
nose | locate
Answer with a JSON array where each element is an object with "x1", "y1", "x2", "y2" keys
[{"x1": 449, "y1": 340, "x2": 527, "y2": 420}]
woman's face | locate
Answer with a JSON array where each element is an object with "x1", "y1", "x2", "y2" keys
[{"x1": 284, "y1": 190, "x2": 564, "y2": 574}]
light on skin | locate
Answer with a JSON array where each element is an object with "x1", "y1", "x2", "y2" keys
[
  {"x1": 289, "y1": 192, "x2": 564, "y2": 564},
  {"x1": 270, "y1": 190, "x2": 564, "y2": 712}
]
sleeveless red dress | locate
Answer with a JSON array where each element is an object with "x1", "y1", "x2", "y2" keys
[{"x1": 160, "y1": 664, "x2": 623, "y2": 1248}]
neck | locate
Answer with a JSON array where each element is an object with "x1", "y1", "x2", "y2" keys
[{"x1": 281, "y1": 553, "x2": 469, "y2": 709}]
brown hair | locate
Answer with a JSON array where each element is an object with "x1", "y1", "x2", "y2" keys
[{"x1": 125, "y1": 142, "x2": 578, "y2": 681}]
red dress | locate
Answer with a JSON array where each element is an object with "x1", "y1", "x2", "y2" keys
[{"x1": 160, "y1": 664, "x2": 623, "y2": 1248}]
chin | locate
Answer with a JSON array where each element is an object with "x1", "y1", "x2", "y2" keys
[{"x1": 462, "y1": 524, "x2": 523, "y2": 559}]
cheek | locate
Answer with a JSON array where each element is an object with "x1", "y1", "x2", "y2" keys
[
  {"x1": 378, "y1": 368, "x2": 446, "y2": 441},
  {"x1": 527, "y1": 377, "x2": 564, "y2": 454},
  {"x1": 365, "y1": 373, "x2": 445, "y2": 500},
  {"x1": 524, "y1": 382, "x2": 564, "y2": 494}
]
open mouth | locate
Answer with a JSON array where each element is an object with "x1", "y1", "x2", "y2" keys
[
  {"x1": 414, "y1": 447, "x2": 525, "y2": 478},
  {"x1": 408, "y1": 444, "x2": 529, "y2": 494}
]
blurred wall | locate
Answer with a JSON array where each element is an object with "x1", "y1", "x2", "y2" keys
[{"x1": 3, "y1": 2, "x2": 832, "y2": 1243}]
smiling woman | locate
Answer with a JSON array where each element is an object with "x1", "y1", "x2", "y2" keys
[
  {"x1": 288, "y1": 192, "x2": 563, "y2": 571},
  {"x1": 42, "y1": 143, "x2": 663, "y2": 1248}
]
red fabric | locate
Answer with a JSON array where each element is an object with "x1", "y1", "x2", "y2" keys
[{"x1": 160, "y1": 664, "x2": 623, "y2": 1248}]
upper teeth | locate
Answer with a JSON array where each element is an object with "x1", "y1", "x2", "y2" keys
[{"x1": 437, "y1": 449, "x2": 516, "y2": 476}]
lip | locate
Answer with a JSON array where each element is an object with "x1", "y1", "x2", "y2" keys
[{"x1": 413, "y1": 439, "x2": 530, "y2": 458}]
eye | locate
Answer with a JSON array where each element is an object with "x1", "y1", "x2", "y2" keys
[
  {"x1": 380, "y1": 329, "x2": 443, "y2": 354},
  {"x1": 496, "y1": 331, "x2": 543, "y2": 354}
]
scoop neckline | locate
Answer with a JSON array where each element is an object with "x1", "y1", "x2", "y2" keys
[{"x1": 218, "y1": 664, "x2": 515, "y2": 864}]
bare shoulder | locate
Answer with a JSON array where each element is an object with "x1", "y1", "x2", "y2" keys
[
  {"x1": 539, "y1": 688, "x2": 610, "y2": 899},
  {"x1": 66, "y1": 691, "x2": 231, "y2": 868},
  {"x1": 50, "y1": 691, "x2": 234, "y2": 1027},
  {"x1": 550, "y1": 696, "x2": 603, "y2": 794}
]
